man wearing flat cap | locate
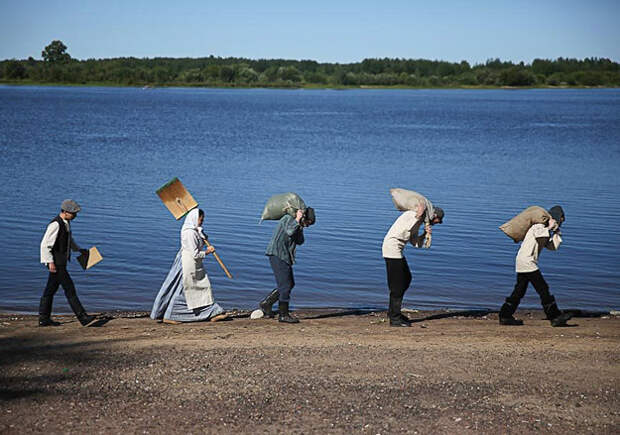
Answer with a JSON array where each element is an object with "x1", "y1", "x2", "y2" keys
[
  {"x1": 382, "y1": 202, "x2": 444, "y2": 327},
  {"x1": 39, "y1": 199, "x2": 97, "y2": 327},
  {"x1": 499, "y1": 205, "x2": 572, "y2": 327}
]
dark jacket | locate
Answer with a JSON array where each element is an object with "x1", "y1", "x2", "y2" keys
[{"x1": 265, "y1": 214, "x2": 304, "y2": 265}]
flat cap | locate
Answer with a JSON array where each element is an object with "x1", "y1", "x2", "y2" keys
[
  {"x1": 61, "y1": 199, "x2": 81, "y2": 213},
  {"x1": 433, "y1": 207, "x2": 444, "y2": 224},
  {"x1": 548, "y1": 205, "x2": 565, "y2": 227}
]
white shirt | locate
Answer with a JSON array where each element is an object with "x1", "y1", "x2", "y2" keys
[
  {"x1": 40, "y1": 219, "x2": 80, "y2": 264},
  {"x1": 515, "y1": 223, "x2": 562, "y2": 273},
  {"x1": 382, "y1": 211, "x2": 425, "y2": 259}
]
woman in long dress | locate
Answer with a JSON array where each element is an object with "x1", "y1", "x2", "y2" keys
[{"x1": 151, "y1": 208, "x2": 228, "y2": 324}]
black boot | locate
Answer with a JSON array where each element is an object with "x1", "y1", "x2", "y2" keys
[
  {"x1": 550, "y1": 312, "x2": 572, "y2": 327},
  {"x1": 77, "y1": 312, "x2": 98, "y2": 327},
  {"x1": 278, "y1": 301, "x2": 299, "y2": 324},
  {"x1": 389, "y1": 296, "x2": 410, "y2": 327},
  {"x1": 259, "y1": 288, "x2": 280, "y2": 318},
  {"x1": 38, "y1": 296, "x2": 60, "y2": 326},
  {"x1": 499, "y1": 317, "x2": 523, "y2": 326},
  {"x1": 499, "y1": 299, "x2": 523, "y2": 325},
  {"x1": 543, "y1": 297, "x2": 571, "y2": 327},
  {"x1": 400, "y1": 313, "x2": 413, "y2": 325},
  {"x1": 38, "y1": 315, "x2": 61, "y2": 327}
]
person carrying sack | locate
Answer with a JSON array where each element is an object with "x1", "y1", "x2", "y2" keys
[
  {"x1": 258, "y1": 207, "x2": 315, "y2": 324},
  {"x1": 382, "y1": 202, "x2": 444, "y2": 327},
  {"x1": 39, "y1": 199, "x2": 97, "y2": 327},
  {"x1": 498, "y1": 205, "x2": 572, "y2": 327}
]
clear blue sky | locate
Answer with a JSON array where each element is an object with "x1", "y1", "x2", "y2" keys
[{"x1": 1, "y1": 0, "x2": 619, "y2": 64}]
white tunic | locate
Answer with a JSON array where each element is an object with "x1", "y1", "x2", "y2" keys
[
  {"x1": 382, "y1": 211, "x2": 425, "y2": 259},
  {"x1": 515, "y1": 223, "x2": 562, "y2": 273},
  {"x1": 180, "y1": 210, "x2": 214, "y2": 310}
]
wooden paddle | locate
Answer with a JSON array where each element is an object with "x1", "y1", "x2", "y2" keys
[{"x1": 156, "y1": 177, "x2": 233, "y2": 279}]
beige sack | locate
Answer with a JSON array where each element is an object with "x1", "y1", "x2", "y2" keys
[
  {"x1": 389, "y1": 188, "x2": 434, "y2": 248},
  {"x1": 390, "y1": 188, "x2": 434, "y2": 225},
  {"x1": 499, "y1": 206, "x2": 551, "y2": 243}
]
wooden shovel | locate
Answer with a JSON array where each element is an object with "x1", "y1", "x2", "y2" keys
[{"x1": 156, "y1": 177, "x2": 233, "y2": 279}]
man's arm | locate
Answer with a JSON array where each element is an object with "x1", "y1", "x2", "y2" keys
[
  {"x1": 40, "y1": 221, "x2": 59, "y2": 264},
  {"x1": 410, "y1": 229, "x2": 425, "y2": 248},
  {"x1": 294, "y1": 228, "x2": 305, "y2": 245},
  {"x1": 408, "y1": 203, "x2": 426, "y2": 248},
  {"x1": 284, "y1": 213, "x2": 302, "y2": 237},
  {"x1": 545, "y1": 232, "x2": 562, "y2": 251}
]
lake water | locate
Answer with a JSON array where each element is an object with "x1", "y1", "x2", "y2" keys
[{"x1": 1, "y1": 86, "x2": 619, "y2": 313}]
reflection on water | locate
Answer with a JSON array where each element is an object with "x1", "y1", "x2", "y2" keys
[{"x1": 0, "y1": 86, "x2": 619, "y2": 312}]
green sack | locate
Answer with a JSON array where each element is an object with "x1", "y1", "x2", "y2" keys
[{"x1": 260, "y1": 192, "x2": 306, "y2": 221}]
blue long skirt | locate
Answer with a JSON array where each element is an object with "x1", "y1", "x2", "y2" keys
[{"x1": 150, "y1": 250, "x2": 224, "y2": 322}]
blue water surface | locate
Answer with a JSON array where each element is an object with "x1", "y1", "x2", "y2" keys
[{"x1": 0, "y1": 86, "x2": 619, "y2": 312}]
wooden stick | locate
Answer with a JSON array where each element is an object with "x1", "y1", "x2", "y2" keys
[{"x1": 202, "y1": 237, "x2": 233, "y2": 279}]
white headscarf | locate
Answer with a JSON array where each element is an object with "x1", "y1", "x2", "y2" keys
[{"x1": 181, "y1": 208, "x2": 201, "y2": 233}]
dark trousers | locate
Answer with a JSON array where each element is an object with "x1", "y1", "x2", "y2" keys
[
  {"x1": 269, "y1": 255, "x2": 295, "y2": 303},
  {"x1": 499, "y1": 269, "x2": 561, "y2": 319},
  {"x1": 385, "y1": 257, "x2": 412, "y2": 321},
  {"x1": 39, "y1": 265, "x2": 87, "y2": 317}
]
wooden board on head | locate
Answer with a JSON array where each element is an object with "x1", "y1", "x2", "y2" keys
[
  {"x1": 155, "y1": 177, "x2": 233, "y2": 279},
  {"x1": 156, "y1": 177, "x2": 198, "y2": 220}
]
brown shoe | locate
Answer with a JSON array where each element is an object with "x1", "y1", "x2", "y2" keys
[
  {"x1": 163, "y1": 319, "x2": 182, "y2": 325},
  {"x1": 210, "y1": 313, "x2": 229, "y2": 322}
]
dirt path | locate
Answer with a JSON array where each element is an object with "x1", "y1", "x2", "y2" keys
[{"x1": 1, "y1": 310, "x2": 618, "y2": 434}]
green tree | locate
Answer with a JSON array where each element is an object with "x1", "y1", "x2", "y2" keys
[
  {"x1": 42, "y1": 40, "x2": 71, "y2": 63},
  {"x1": 4, "y1": 60, "x2": 27, "y2": 79},
  {"x1": 219, "y1": 65, "x2": 235, "y2": 82},
  {"x1": 279, "y1": 66, "x2": 301, "y2": 82},
  {"x1": 499, "y1": 68, "x2": 535, "y2": 86},
  {"x1": 238, "y1": 66, "x2": 259, "y2": 83}
]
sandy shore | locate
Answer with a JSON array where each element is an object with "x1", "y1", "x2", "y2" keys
[{"x1": 0, "y1": 309, "x2": 618, "y2": 434}]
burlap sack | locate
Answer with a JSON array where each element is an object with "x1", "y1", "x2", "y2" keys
[
  {"x1": 389, "y1": 188, "x2": 434, "y2": 248},
  {"x1": 499, "y1": 206, "x2": 551, "y2": 243},
  {"x1": 389, "y1": 188, "x2": 434, "y2": 226},
  {"x1": 260, "y1": 192, "x2": 306, "y2": 221}
]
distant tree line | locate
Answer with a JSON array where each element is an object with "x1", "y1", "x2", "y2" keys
[{"x1": 1, "y1": 40, "x2": 619, "y2": 88}]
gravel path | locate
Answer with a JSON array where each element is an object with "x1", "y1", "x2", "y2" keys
[{"x1": 1, "y1": 310, "x2": 618, "y2": 434}]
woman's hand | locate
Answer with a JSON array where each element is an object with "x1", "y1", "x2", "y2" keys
[{"x1": 205, "y1": 246, "x2": 215, "y2": 255}]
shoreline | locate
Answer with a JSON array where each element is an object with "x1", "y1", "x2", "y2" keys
[
  {"x1": 1, "y1": 306, "x2": 616, "y2": 317},
  {"x1": 1, "y1": 81, "x2": 618, "y2": 90},
  {"x1": 1, "y1": 309, "x2": 618, "y2": 433}
]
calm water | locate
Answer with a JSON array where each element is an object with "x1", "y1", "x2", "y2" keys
[{"x1": 1, "y1": 86, "x2": 619, "y2": 313}]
